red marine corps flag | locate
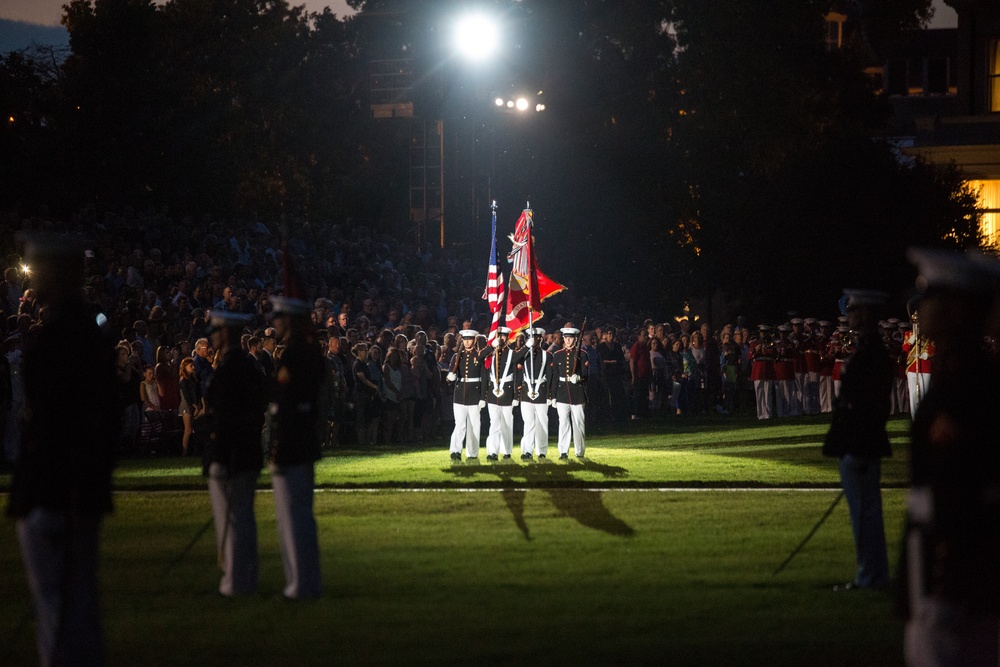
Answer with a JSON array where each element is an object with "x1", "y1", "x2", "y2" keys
[
  {"x1": 483, "y1": 201, "x2": 506, "y2": 346},
  {"x1": 505, "y1": 205, "x2": 565, "y2": 333}
]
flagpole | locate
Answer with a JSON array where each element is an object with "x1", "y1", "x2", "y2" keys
[
  {"x1": 526, "y1": 203, "x2": 534, "y2": 335},
  {"x1": 496, "y1": 201, "x2": 511, "y2": 328}
]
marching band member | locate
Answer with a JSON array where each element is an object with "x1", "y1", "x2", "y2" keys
[
  {"x1": 750, "y1": 324, "x2": 777, "y2": 420},
  {"x1": 903, "y1": 298, "x2": 934, "y2": 419}
]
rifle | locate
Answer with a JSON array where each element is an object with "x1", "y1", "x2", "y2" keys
[{"x1": 568, "y1": 317, "x2": 588, "y2": 399}]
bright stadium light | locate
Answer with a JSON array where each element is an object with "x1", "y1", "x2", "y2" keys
[
  {"x1": 535, "y1": 103, "x2": 545, "y2": 112},
  {"x1": 494, "y1": 97, "x2": 504, "y2": 107},
  {"x1": 515, "y1": 97, "x2": 529, "y2": 111},
  {"x1": 453, "y1": 13, "x2": 499, "y2": 62}
]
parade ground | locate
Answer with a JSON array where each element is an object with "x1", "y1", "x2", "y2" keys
[{"x1": 1, "y1": 415, "x2": 911, "y2": 666}]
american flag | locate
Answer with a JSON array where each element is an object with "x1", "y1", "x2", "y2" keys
[{"x1": 484, "y1": 201, "x2": 505, "y2": 346}]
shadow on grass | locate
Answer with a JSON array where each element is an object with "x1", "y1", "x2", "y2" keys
[{"x1": 447, "y1": 459, "x2": 635, "y2": 540}]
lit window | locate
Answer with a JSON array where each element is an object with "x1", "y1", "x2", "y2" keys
[
  {"x1": 990, "y1": 39, "x2": 1000, "y2": 112},
  {"x1": 968, "y1": 179, "x2": 1000, "y2": 247}
]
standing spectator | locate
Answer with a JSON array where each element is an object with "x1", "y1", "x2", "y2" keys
[
  {"x1": 649, "y1": 337, "x2": 668, "y2": 415},
  {"x1": 410, "y1": 348, "x2": 433, "y2": 442},
  {"x1": 0, "y1": 267, "x2": 23, "y2": 316},
  {"x1": 701, "y1": 322, "x2": 723, "y2": 413},
  {"x1": 596, "y1": 327, "x2": 631, "y2": 424},
  {"x1": 352, "y1": 344, "x2": 380, "y2": 446},
  {"x1": 193, "y1": 337, "x2": 214, "y2": 398},
  {"x1": 720, "y1": 332, "x2": 740, "y2": 415},
  {"x1": 2, "y1": 333, "x2": 22, "y2": 465},
  {"x1": 822, "y1": 289, "x2": 892, "y2": 591},
  {"x1": 582, "y1": 331, "x2": 605, "y2": 428},
  {"x1": 687, "y1": 331, "x2": 706, "y2": 413},
  {"x1": 8, "y1": 236, "x2": 119, "y2": 666},
  {"x1": 178, "y1": 357, "x2": 200, "y2": 456},
  {"x1": 668, "y1": 338, "x2": 686, "y2": 415},
  {"x1": 324, "y1": 336, "x2": 347, "y2": 447},
  {"x1": 629, "y1": 328, "x2": 652, "y2": 420},
  {"x1": 381, "y1": 348, "x2": 404, "y2": 443},
  {"x1": 154, "y1": 345, "x2": 180, "y2": 412},
  {"x1": 115, "y1": 343, "x2": 142, "y2": 451}
]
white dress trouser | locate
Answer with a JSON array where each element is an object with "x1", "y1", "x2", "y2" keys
[
  {"x1": 450, "y1": 403, "x2": 481, "y2": 457},
  {"x1": 485, "y1": 404, "x2": 514, "y2": 456},
  {"x1": 270, "y1": 462, "x2": 321, "y2": 599},
  {"x1": 819, "y1": 376, "x2": 833, "y2": 413},
  {"x1": 208, "y1": 462, "x2": 259, "y2": 596},
  {"x1": 754, "y1": 380, "x2": 773, "y2": 420},
  {"x1": 556, "y1": 402, "x2": 586, "y2": 456},
  {"x1": 803, "y1": 372, "x2": 820, "y2": 415},
  {"x1": 520, "y1": 402, "x2": 549, "y2": 456},
  {"x1": 16, "y1": 509, "x2": 105, "y2": 667},
  {"x1": 907, "y1": 372, "x2": 930, "y2": 418},
  {"x1": 896, "y1": 377, "x2": 909, "y2": 416}
]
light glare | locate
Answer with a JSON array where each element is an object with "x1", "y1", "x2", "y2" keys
[
  {"x1": 515, "y1": 98, "x2": 529, "y2": 111},
  {"x1": 454, "y1": 14, "x2": 499, "y2": 62}
]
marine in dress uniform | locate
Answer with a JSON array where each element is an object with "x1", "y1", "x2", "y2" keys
[
  {"x1": 886, "y1": 318, "x2": 909, "y2": 416},
  {"x1": 267, "y1": 295, "x2": 323, "y2": 600},
  {"x1": 790, "y1": 318, "x2": 807, "y2": 416},
  {"x1": 549, "y1": 327, "x2": 588, "y2": 459},
  {"x1": 900, "y1": 248, "x2": 1000, "y2": 666},
  {"x1": 831, "y1": 324, "x2": 850, "y2": 399},
  {"x1": 903, "y1": 297, "x2": 934, "y2": 419},
  {"x1": 817, "y1": 321, "x2": 835, "y2": 413},
  {"x1": 517, "y1": 328, "x2": 552, "y2": 460},
  {"x1": 203, "y1": 310, "x2": 267, "y2": 597},
  {"x1": 447, "y1": 330, "x2": 484, "y2": 461},
  {"x1": 774, "y1": 325, "x2": 798, "y2": 418},
  {"x1": 480, "y1": 327, "x2": 523, "y2": 461},
  {"x1": 823, "y1": 289, "x2": 893, "y2": 590},
  {"x1": 750, "y1": 325, "x2": 777, "y2": 420},
  {"x1": 9, "y1": 237, "x2": 119, "y2": 667},
  {"x1": 802, "y1": 318, "x2": 822, "y2": 415}
]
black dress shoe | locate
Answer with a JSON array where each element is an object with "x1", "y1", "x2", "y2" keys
[
  {"x1": 521, "y1": 453, "x2": 533, "y2": 461},
  {"x1": 502, "y1": 454, "x2": 511, "y2": 460},
  {"x1": 450, "y1": 452, "x2": 461, "y2": 461},
  {"x1": 538, "y1": 454, "x2": 546, "y2": 459},
  {"x1": 559, "y1": 453, "x2": 568, "y2": 460},
  {"x1": 486, "y1": 454, "x2": 498, "y2": 461}
]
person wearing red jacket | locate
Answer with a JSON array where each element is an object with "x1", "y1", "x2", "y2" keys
[
  {"x1": 902, "y1": 300, "x2": 934, "y2": 418},
  {"x1": 750, "y1": 325, "x2": 777, "y2": 420}
]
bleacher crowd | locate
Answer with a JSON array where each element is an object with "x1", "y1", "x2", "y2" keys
[{"x1": 0, "y1": 208, "x2": 941, "y2": 462}]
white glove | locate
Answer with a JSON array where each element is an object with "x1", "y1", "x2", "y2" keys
[
  {"x1": 491, "y1": 337, "x2": 500, "y2": 348},
  {"x1": 526, "y1": 338, "x2": 535, "y2": 348},
  {"x1": 446, "y1": 372, "x2": 456, "y2": 382},
  {"x1": 512, "y1": 400, "x2": 519, "y2": 407},
  {"x1": 548, "y1": 398, "x2": 557, "y2": 407},
  {"x1": 478, "y1": 400, "x2": 486, "y2": 408},
  {"x1": 569, "y1": 374, "x2": 579, "y2": 384}
]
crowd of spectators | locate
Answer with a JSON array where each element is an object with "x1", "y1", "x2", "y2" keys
[{"x1": 0, "y1": 207, "x2": 918, "y2": 460}]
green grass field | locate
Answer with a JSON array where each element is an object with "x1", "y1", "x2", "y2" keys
[{"x1": 1, "y1": 415, "x2": 913, "y2": 666}]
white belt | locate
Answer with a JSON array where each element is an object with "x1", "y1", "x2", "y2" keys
[
  {"x1": 490, "y1": 375, "x2": 514, "y2": 385},
  {"x1": 459, "y1": 378, "x2": 480, "y2": 383}
]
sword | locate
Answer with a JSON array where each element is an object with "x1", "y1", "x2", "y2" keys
[{"x1": 772, "y1": 491, "x2": 844, "y2": 576}]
